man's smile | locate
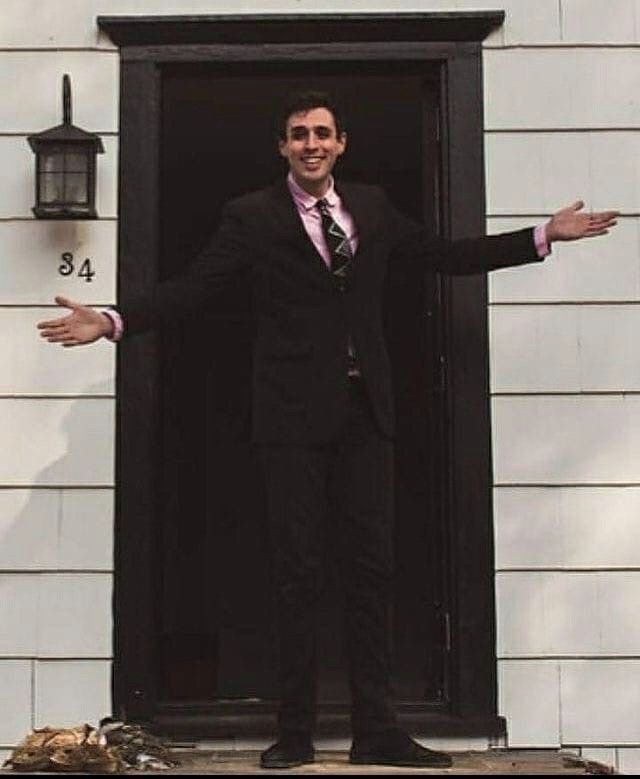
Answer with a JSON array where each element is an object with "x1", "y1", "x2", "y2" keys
[{"x1": 302, "y1": 156, "x2": 325, "y2": 167}]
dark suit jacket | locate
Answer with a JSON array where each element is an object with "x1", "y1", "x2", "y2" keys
[{"x1": 120, "y1": 179, "x2": 544, "y2": 444}]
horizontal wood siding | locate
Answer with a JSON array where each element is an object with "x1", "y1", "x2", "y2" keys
[{"x1": 486, "y1": 0, "x2": 640, "y2": 760}]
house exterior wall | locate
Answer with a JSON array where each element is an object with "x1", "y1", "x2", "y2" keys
[
  {"x1": 485, "y1": 5, "x2": 640, "y2": 773},
  {"x1": 1, "y1": 1, "x2": 638, "y2": 773}
]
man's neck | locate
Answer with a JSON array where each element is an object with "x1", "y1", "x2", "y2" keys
[{"x1": 290, "y1": 172, "x2": 331, "y2": 199}]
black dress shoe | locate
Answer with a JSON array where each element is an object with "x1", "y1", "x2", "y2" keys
[
  {"x1": 260, "y1": 735, "x2": 315, "y2": 769},
  {"x1": 349, "y1": 728, "x2": 453, "y2": 768}
]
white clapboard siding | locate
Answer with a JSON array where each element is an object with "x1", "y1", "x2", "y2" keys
[
  {"x1": 498, "y1": 660, "x2": 560, "y2": 747},
  {"x1": 0, "y1": 575, "x2": 39, "y2": 655},
  {"x1": 0, "y1": 660, "x2": 32, "y2": 745},
  {"x1": 561, "y1": 0, "x2": 640, "y2": 44},
  {"x1": 0, "y1": 573, "x2": 112, "y2": 657},
  {"x1": 488, "y1": 217, "x2": 640, "y2": 303},
  {"x1": 0, "y1": 52, "x2": 118, "y2": 134},
  {"x1": 560, "y1": 660, "x2": 640, "y2": 745},
  {"x1": 496, "y1": 571, "x2": 640, "y2": 657},
  {"x1": 618, "y1": 749, "x2": 640, "y2": 774},
  {"x1": 492, "y1": 395, "x2": 640, "y2": 484},
  {"x1": 489, "y1": 304, "x2": 640, "y2": 393},
  {"x1": 0, "y1": 309, "x2": 115, "y2": 396},
  {"x1": 1, "y1": 0, "x2": 116, "y2": 49},
  {"x1": 0, "y1": 221, "x2": 116, "y2": 305},
  {"x1": 35, "y1": 660, "x2": 111, "y2": 729},
  {"x1": 0, "y1": 135, "x2": 118, "y2": 220},
  {"x1": 0, "y1": 0, "x2": 564, "y2": 48},
  {"x1": 494, "y1": 486, "x2": 640, "y2": 570},
  {"x1": 0, "y1": 399, "x2": 114, "y2": 486},
  {"x1": 0, "y1": 0, "x2": 467, "y2": 50},
  {"x1": 0, "y1": 489, "x2": 113, "y2": 571},
  {"x1": 485, "y1": 132, "x2": 640, "y2": 216},
  {"x1": 466, "y1": 0, "x2": 560, "y2": 45},
  {"x1": 484, "y1": 49, "x2": 640, "y2": 130}
]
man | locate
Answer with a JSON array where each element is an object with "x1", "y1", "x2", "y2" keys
[{"x1": 38, "y1": 91, "x2": 618, "y2": 769}]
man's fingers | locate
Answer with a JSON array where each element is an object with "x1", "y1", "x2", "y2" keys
[
  {"x1": 38, "y1": 321, "x2": 71, "y2": 336},
  {"x1": 589, "y1": 211, "x2": 619, "y2": 223},
  {"x1": 37, "y1": 320, "x2": 69, "y2": 333},
  {"x1": 591, "y1": 210, "x2": 619, "y2": 219},
  {"x1": 37, "y1": 316, "x2": 69, "y2": 329},
  {"x1": 54, "y1": 295, "x2": 81, "y2": 311},
  {"x1": 570, "y1": 200, "x2": 585, "y2": 211},
  {"x1": 43, "y1": 332, "x2": 77, "y2": 343},
  {"x1": 585, "y1": 220, "x2": 612, "y2": 231},
  {"x1": 40, "y1": 329, "x2": 70, "y2": 340},
  {"x1": 588, "y1": 216, "x2": 617, "y2": 228}
]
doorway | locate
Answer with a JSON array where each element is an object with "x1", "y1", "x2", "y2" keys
[
  {"x1": 108, "y1": 11, "x2": 505, "y2": 737},
  {"x1": 155, "y1": 64, "x2": 449, "y2": 716}
]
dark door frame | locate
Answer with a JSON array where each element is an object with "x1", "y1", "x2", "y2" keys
[{"x1": 100, "y1": 11, "x2": 506, "y2": 738}]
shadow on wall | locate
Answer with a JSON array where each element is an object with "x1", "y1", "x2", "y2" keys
[{"x1": 0, "y1": 378, "x2": 115, "y2": 728}]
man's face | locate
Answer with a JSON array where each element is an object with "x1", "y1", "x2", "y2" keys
[{"x1": 278, "y1": 107, "x2": 347, "y2": 192}]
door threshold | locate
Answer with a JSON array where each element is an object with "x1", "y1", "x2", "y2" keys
[{"x1": 143, "y1": 702, "x2": 505, "y2": 741}]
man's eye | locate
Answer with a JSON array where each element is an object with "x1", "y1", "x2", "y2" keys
[
  {"x1": 291, "y1": 130, "x2": 307, "y2": 140},
  {"x1": 316, "y1": 130, "x2": 331, "y2": 138}
]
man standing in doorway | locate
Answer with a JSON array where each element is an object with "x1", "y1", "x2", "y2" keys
[{"x1": 38, "y1": 91, "x2": 618, "y2": 769}]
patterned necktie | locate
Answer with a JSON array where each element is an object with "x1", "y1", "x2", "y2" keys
[
  {"x1": 315, "y1": 197, "x2": 353, "y2": 292},
  {"x1": 316, "y1": 198, "x2": 359, "y2": 376}
]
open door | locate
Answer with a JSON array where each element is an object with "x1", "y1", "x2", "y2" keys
[
  {"x1": 110, "y1": 11, "x2": 506, "y2": 740},
  {"x1": 155, "y1": 63, "x2": 449, "y2": 723}
]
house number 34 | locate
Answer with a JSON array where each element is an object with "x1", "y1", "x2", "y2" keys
[{"x1": 59, "y1": 252, "x2": 96, "y2": 282}]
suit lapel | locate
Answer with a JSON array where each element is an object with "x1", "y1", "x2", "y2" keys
[
  {"x1": 267, "y1": 177, "x2": 374, "y2": 287},
  {"x1": 268, "y1": 179, "x2": 334, "y2": 284}
]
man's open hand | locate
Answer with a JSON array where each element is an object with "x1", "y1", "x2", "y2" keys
[
  {"x1": 37, "y1": 296, "x2": 114, "y2": 347},
  {"x1": 546, "y1": 201, "x2": 619, "y2": 243}
]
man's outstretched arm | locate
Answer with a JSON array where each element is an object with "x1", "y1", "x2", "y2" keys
[
  {"x1": 386, "y1": 197, "x2": 620, "y2": 276},
  {"x1": 439, "y1": 200, "x2": 619, "y2": 274},
  {"x1": 37, "y1": 198, "x2": 254, "y2": 347}
]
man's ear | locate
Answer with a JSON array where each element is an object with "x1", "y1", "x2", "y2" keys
[
  {"x1": 337, "y1": 132, "x2": 347, "y2": 156},
  {"x1": 278, "y1": 138, "x2": 288, "y2": 158}
]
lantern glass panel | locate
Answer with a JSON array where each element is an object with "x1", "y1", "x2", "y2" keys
[
  {"x1": 40, "y1": 172, "x2": 64, "y2": 203},
  {"x1": 41, "y1": 152, "x2": 64, "y2": 173},
  {"x1": 65, "y1": 152, "x2": 88, "y2": 172},
  {"x1": 64, "y1": 173, "x2": 88, "y2": 204}
]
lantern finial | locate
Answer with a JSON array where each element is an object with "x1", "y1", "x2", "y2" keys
[{"x1": 63, "y1": 74, "x2": 72, "y2": 125}]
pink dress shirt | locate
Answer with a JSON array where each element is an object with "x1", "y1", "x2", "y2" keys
[{"x1": 287, "y1": 172, "x2": 358, "y2": 266}]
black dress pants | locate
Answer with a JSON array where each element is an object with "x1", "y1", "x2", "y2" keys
[{"x1": 258, "y1": 377, "x2": 398, "y2": 738}]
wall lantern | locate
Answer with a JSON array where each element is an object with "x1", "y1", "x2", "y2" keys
[{"x1": 27, "y1": 74, "x2": 104, "y2": 219}]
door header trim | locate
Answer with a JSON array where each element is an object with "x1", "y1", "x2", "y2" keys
[{"x1": 97, "y1": 12, "x2": 504, "y2": 47}]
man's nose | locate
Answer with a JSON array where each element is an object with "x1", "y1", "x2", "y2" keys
[{"x1": 304, "y1": 132, "x2": 319, "y2": 148}]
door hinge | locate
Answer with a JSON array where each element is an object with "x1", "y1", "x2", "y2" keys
[
  {"x1": 443, "y1": 611, "x2": 451, "y2": 652},
  {"x1": 439, "y1": 354, "x2": 447, "y2": 393}
]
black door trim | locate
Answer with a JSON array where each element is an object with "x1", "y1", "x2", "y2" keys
[
  {"x1": 103, "y1": 11, "x2": 505, "y2": 733},
  {"x1": 98, "y1": 12, "x2": 504, "y2": 47}
]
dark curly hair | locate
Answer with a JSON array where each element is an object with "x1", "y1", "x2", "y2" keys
[{"x1": 277, "y1": 90, "x2": 346, "y2": 141}]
